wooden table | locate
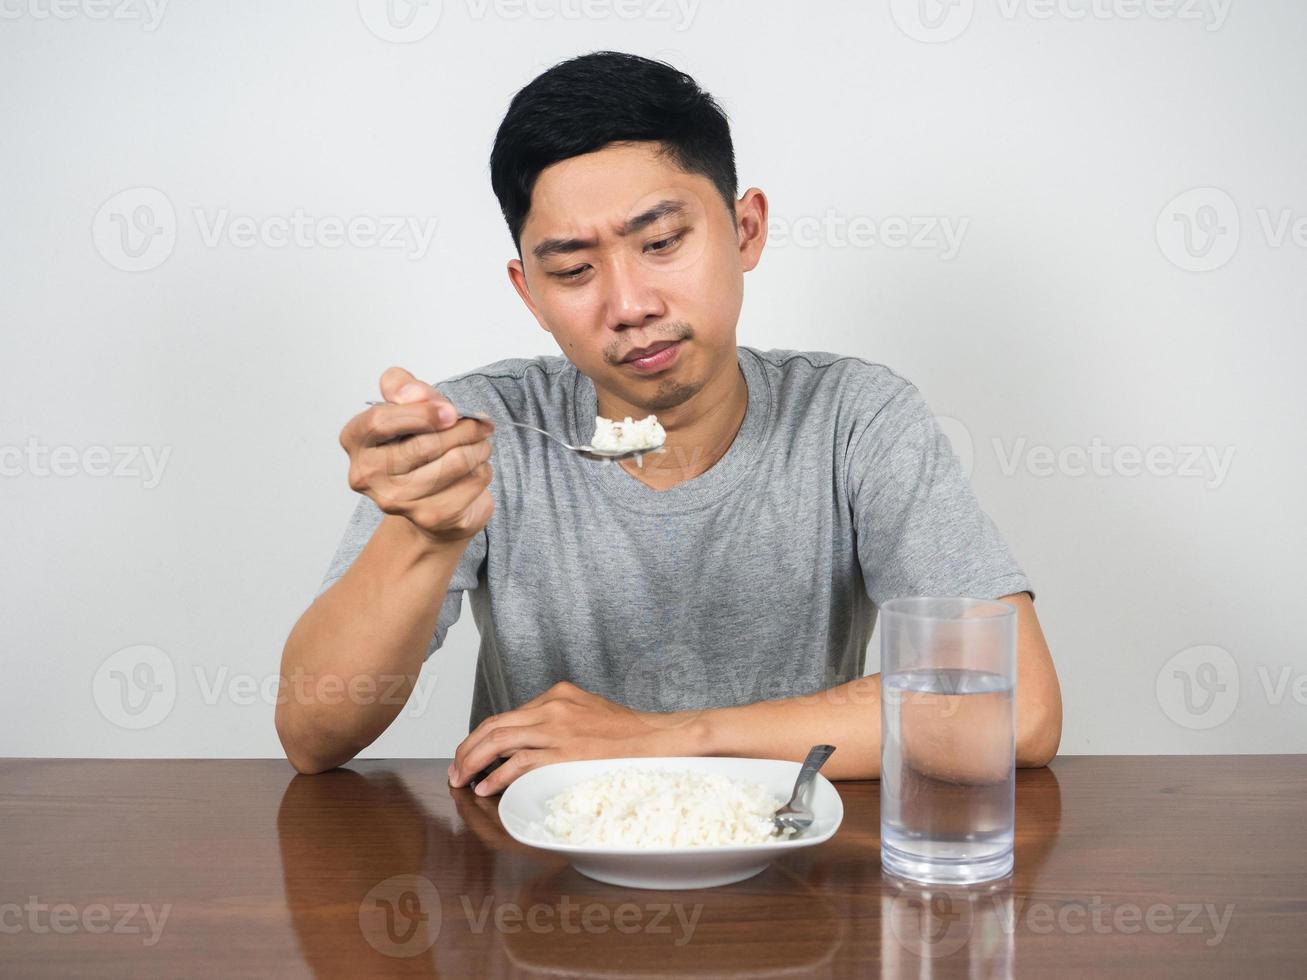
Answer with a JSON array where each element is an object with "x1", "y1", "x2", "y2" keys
[{"x1": 1, "y1": 756, "x2": 1304, "y2": 977}]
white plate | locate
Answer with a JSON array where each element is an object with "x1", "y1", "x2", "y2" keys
[{"x1": 497, "y1": 756, "x2": 844, "y2": 890}]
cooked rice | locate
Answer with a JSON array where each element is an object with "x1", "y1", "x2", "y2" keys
[
  {"x1": 538, "y1": 768, "x2": 792, "y2": 847},
  {"x1": 590, "y1": 414, "x2": 666, "y2": 453}
]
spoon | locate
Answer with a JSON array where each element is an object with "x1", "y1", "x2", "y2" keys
[
  {"x1": 773, "y1": 744, "x2": 837, "y2": 836},
  {"x1": 362, "y1": 401, "x2": 666, "y2": 466}
]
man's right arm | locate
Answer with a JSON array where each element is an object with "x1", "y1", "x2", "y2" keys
[
  {"x1": 275, "y1": 516, "x2": 467, "y2": 774},
  {"x1": 275, "y1": 367, "x2": 496, "y2": 774}
]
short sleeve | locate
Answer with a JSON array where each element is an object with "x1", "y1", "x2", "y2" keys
[
  {"x1": 847, "y1": 380, "x2": 1033, "y2": 605},
  {"x1": 315, "y1": 494, "x2": 487, "y2": 659}
]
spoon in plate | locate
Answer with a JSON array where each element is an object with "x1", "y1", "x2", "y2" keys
[{"x1": 772, "y1": 744, "x2": 837, "y2": 836}]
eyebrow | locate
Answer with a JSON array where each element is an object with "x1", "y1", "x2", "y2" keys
[{"x1": 530, "y1": 199, "x2": 689, "y2": 262}]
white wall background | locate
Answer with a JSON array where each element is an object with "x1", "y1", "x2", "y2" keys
[{"x1": 2, "y1": 0, "x2": 1302, "y2": 759}]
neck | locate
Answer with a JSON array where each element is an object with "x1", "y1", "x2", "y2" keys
[{"x1": 596, "y1": 349, "x2": 748, "y2": 490}]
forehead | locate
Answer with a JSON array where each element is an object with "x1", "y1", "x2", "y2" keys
[{"x1": 521, "y1": 141, "x2": 712, "y2": 244}]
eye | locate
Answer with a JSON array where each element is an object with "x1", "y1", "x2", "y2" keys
[
  {"x1": 551, "y1": 265, "x2": 590, "y2": 281},
  {"x1": 644, "y1": 231, "x2": 685, "y2": 255}
]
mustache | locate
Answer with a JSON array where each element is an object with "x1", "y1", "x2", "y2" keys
[{"x1": 604, "y1": 322, "x2": 694, "y2": 364}]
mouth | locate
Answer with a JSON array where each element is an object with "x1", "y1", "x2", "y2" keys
[{"x1": 621, "y1": 340, "x2": 683, "y2": 373}]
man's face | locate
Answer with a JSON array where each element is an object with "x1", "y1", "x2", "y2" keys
[{"x1": 507, "y1": 141, "x2": 765, "y2": 414}]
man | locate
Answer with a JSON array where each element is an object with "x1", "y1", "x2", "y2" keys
[{"x1": 275, "y1": 51, "x2": 1062, "y2": 792}]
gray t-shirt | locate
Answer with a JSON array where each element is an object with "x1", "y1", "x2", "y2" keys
[{"x1": 318, "y1": 346, "x2": 1032, "y2": 732}]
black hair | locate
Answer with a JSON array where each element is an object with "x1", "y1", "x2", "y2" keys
[{"x1": 489, "y1": 50, "x2": 737, "y2": 253}]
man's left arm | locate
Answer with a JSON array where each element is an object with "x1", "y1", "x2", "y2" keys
[
  {"x1": 672, "y1": 591, "x2": 1061, "y2": 779},
  {"x1": 449, "y1": 592, "x2": 1061, "y2": 793}
]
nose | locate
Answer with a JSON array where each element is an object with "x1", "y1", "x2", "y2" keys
[{"x1": 602, "y1": 252, "x2": 665, "y2": 331}]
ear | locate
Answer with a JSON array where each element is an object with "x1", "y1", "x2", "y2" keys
[
  {"x1": 734, "y1": 188, "x2": 769, "y2": 273},
  {"x1": 507, "y1": 258, "x2": 553, "y2": 335}
]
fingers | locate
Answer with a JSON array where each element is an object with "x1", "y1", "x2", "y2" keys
[
  {"x1": 379, "y1": 366, "x2": 443, "y2": 406},
  {"x1": 451, "y1": 722, "x2": 552, "y2": 791},
  {"x1": 447, "y1": 683, "x2": 591, "y2": 787},
  {"x1": 346, "y1": 414, "x2": 491, "y2": 481},
  {"x1": 379, "y1": 366, "x2": 417, "y2": 401},
  {"x1": 470, "y1": 749, "x2": 555, "y2": 797},
  {"x1": 348, "y1": 400, "x2": 463, "y2": 449},
  {"x1": 450, "y1": 708, "x2": 533, "y2": 782},
  {"x1": 451, "y1": 704, "x2": 548, "y2": 783},
  {"x1": 383, "y1": 422, "x2": 494, "y2": 481},
  {"x1": 366, "y1": 366, "x2": 470, "y2": 441},
  {"x1": 403, "y1": 461, "x2": 494, "y2": 528}
]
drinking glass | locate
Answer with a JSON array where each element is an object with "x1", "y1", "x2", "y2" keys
[{"x1": 880, "y1": 596, "x2": 1017, "y2": 884}]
